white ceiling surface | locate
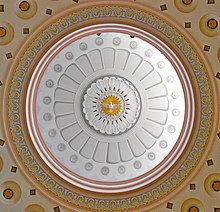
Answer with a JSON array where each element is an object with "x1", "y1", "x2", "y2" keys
[{"x1": 27, "y1": 31, "x2": 187, "y2": 192}]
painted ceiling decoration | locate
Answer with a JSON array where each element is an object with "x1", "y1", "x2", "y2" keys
[{"x1": 0, "y1": 0, "x2": 219, "y2": 211}]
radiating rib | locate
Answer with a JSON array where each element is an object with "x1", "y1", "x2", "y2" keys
[
  {"x1": 54, "y1": 88, "x2": 75, "y2": 102},
  {"x1": 65, "y1": 63, "x2": 86, "y2": 84},
  {"x1": 135, "y1": 129, "x2": 156, "y2": 149},
  {"x1": 127, "y1": 136, "x2": 146, "y2": 157},
  {"x1": 142, "y1": 120, "x2": 164, "y2": 138},
  {"x1": 58, "y1": 74, "x2": 79, "y2": 92},
  {"x1": 93, "y1": 141, "x2": 108, "y2": 163},
  {"x1": 56, "y1": 113, "x2": 77, "y2": 129},
  {"x1": 114, "y1": 49, "x2": 130, "y2": 70},
  {"x1": 88, "y1": 49, "x2": 103, "y2": 71},
  {"x1": 75, "y1": 54, "x2": 94, "y2": 76},
  {"x1": 80, "y1": 137, "x2": 98, "y2": 159},
  {"x1": 148, "y1": 97, "x2": 169, "y2": 111},
  {"x1": 133, "y1": 61, "x2": 154, "y2": 81},
  {"x1": 54, "y1": 102, "x2": 74, "y2": 115},
  {"x1": 61, "y1": 122, "x2": 81, "y2": 142},
  {"x1": 69, "y1": 131, "x2": 89, "y2": 151},
  {"x1": 107, "y1": 143, "x2": 120, "y2": 164},
  {"x1": 146, "y1": 110, "x2": 168, "y2": 125},
  {"x1": 118, "y1": 140, "x2": 133, "y2": 162},
  {"x1": 102, "y1": 47, "x2": 115, "y2": 69},
  {"x1": 146, "y1": 84, "x2": 167, "y2": 99},
  {"x1": 142, "y1": 71, "x2": 162, "y2": 90},
  {"x1": 124, "y1": 53, "x2": 143, "y2": 74}
]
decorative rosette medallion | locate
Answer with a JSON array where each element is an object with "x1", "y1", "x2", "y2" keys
[{"x1": 83, "y1": 77, "x2": 140, "y2": 134}]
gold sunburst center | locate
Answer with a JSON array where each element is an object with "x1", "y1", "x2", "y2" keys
[{"x1": 101, "y1": 95, "x2": 121, "y2": 116}]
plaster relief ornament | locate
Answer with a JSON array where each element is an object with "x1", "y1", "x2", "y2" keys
[
  {"x1": 24, "y1": 28, "x2": 194, "y2": 193},
  {"x1": 83, "y1": 77, "x2": 140, "y2": 134}
]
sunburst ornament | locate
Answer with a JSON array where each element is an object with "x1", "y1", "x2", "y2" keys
[
  {"x1": 83, "y1": 77, "x2": 140, "y2": 134},
  {"x1": 101, "y1": 95, "x2": 121, "y2": 116}
]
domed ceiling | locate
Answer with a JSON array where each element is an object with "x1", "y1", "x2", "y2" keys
[{"x1": 0, "y1": 0, "x2": 219, "y2": 211}]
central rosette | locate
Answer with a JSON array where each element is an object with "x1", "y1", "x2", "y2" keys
[{"x1": 83, "y1": 77, "x2": 140, "y2": 134}]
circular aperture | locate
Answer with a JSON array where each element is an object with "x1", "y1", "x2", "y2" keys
[
  {"x1": 212, "y1": 181, "x2": 220, "y2": 191},
  {"x1": 207, "y1": 18, "x2": 218, "y2": 29},
  {"x1": 182, "y1": 0, "x2": 193, "y2": 5},
  {"x1": 188, "y1": 206, "x2": 199, "y2": 212},
  {"x1": 19, "y1": 1, "x2": 30, "y2": 11},
  {"x1": 0, "y1": 27, "x2": 6, "y2": 38},
  {"x1": 3, "y1": 188, "x2": 14, "y2": 199}
]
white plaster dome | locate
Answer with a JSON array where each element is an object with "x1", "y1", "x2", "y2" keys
[{"x1": 26, "y1": 24, "x2": 194, "y2": 193}]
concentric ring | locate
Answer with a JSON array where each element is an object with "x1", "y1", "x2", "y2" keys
[{"x1": 26, "y1": 26, "x2": 194, "y2": 193}]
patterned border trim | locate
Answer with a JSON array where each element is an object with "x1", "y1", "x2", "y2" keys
[{"x1": 7, "y1": 5, "x2": 212, "y2": 210}]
